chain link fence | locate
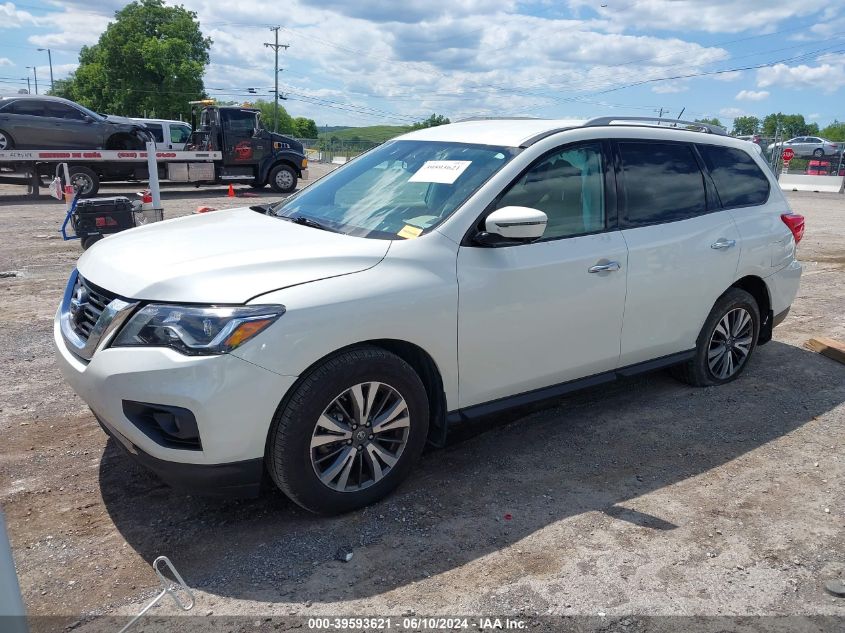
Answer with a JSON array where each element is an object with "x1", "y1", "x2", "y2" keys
[{"x1": 295, "y1": 138, "x2": 380, "y2": 164}]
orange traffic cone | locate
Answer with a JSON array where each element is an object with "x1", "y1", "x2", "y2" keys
[{"x1": 227, "y1": 184, "x2": 235, "y2": 198}]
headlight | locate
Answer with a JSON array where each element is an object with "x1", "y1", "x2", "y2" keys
[{"x1": 112, "y1": 304, "x2": 285, "y2": 356}]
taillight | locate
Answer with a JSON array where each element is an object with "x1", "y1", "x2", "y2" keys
[{"x1": 781, "y1": 213, "x2": 805, "y2": 244}]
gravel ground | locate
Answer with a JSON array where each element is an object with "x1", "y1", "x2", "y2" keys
[{"x1": 0, "y1": 174, "x2": 843, "y2": 631}]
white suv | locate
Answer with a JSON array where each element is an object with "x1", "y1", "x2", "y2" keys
[{"x1": 54, "y1": 117, "x2": 804, "y2": 514}]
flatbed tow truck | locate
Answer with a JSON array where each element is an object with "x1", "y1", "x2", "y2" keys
[{"x1": 0, "y1": 101, "x2": 309, "y2": 198}]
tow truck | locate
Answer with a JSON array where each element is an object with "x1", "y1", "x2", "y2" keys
[{"x1": 0, "y1": 100, "x2": 308, "y2": 197}]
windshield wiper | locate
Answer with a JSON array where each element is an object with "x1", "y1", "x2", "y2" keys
[{"x1": 279, "y1": 214, "x2": 339, "y2": 233}]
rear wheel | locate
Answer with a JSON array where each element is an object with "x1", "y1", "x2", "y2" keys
[
  {"x1": 81, "y1": 235, "x2": 103, "y2": 250},
  {"x1": 0, "y1": 129, "x2": 13, "y2": 150},
  {"x1": 813, "y1": 148, "x2": 825, "y2": 157},
  {"x1": 671, "y1": 288, "x2": 760, "y2": 387},
  {"x1": 64, "y1": 166, "x2": 100, "y2": 198},
  {"x1": 268, "y1": 164, "x2": 297, "y2": 193},
  {"x1": 267, "y1": 347, "x2": 429, "y2": 514}
]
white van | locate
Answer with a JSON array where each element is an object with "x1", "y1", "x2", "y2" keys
[{"x1": 131, "y1": 118, "x2": 193, "y2": 150}]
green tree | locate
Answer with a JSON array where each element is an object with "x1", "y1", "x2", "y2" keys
[
  {"x1": 695, "y1": 117, "x2": 723, "y2": 128},
  {"x1": 50, "y1": 0, "x2": 211, "y2": 121},
  {"x1": 732, "y1": 116, "x2": 760, "y2": 136},
  {"x1": 252, "y1": 100, "x2": 294, "y2": 134},
  {"x1": 293, "y1": 117, "x2": 319, "y2": 138},
  {"x1": 820, "y1": 120, "x2": 845, "y2": 142},
  {"x1": 411, "y1": 113, "x2": 451, "y2": 130},
  {"x1": 761, "y1": 113, "x2": 818, "y2": 138}
]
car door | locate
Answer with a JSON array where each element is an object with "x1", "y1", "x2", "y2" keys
[
  {"x1": 169, "y1": 123, "x2": 191, "y2": 150},
  {"x1": 221, "y1": 109, "x2": 266, "y2": 166},
  {"x1": 615, "y1": 140, "x2": 740, "y2": 366},
  {"x1": 44, "y1": 102, "x2": 96, "y2": 148},
  {"x1": 457, "y1": 141, "x2": 628, "y2": 408}
]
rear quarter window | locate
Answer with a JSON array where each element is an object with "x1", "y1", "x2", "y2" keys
[{"x1": 698, "y1": 144, "x2": 770, "y2": 208}]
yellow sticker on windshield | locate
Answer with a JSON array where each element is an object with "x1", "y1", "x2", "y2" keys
[{"x1": 398, "y1": 225, "x2": 423, "y2": 239}]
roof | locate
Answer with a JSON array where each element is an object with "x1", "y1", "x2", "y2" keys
[
  {"x1": 398, "y1": 119, "x2": 586, "y2": 148},
  {"x1": 397, "y1": 116, "x2": 729, "y2": 148}
]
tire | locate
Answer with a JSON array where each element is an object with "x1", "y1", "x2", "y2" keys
[
  {"x1": 81, "y1": 235, "x2": 103, "y2": 250},
  {"x1": 813, "y1": 148, "x2": 824, "y2": 157},
  {"x1": 267, "y1": 347, "x2": 429, "y2": 514},
  {"x1": 65, "y1": 166, "x2": 100, "y2": 198},
  {"x1": 250, "y1": 179, "x2": 267, "y2": 189},
  {"x1": 671, "y1": 288, "x2": 760, "y2": 387},
  {"x1": 268, "y1": 164, "x2": 297, "y2": 193},
  {"x1": 0, "y1": 129, "x2": 13, "y2": 150}
]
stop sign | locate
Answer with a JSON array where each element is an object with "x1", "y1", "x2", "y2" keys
[{"x1": 782, "y1": 148, "x2": 795, "y2": 162}]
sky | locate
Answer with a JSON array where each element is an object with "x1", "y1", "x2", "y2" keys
[{"x1": 1, "y1": 0, "x2": 844, "y2": 129}]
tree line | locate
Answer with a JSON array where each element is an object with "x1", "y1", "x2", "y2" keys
[{"x1": 698, "y1": 115, "x2": 845, "y2": 141}]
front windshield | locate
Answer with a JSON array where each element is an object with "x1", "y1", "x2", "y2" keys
[{"x1": 272, "y1": 140, "x2": 517, "y2": 239}]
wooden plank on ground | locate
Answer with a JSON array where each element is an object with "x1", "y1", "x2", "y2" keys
[{"x1": 804, "y1": 337, "x2": 845, "y2": 365}]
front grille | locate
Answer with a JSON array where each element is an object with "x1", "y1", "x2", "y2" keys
[{"x1": 69, "y1": 275, "x2": 118, "y2": 342}]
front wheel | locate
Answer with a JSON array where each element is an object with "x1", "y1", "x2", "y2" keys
[
  {"x1": 267, "y1": 347, "x2": 429, "y2": 514},
  {"x1": 268, "y1": 164, "x2": 297, "y2": 193},
  {"x1": 671, "y1": 288, "x2": 760, "y2": 387},
  {"x1": 813, "y1": 148, "x2": 825, "y2": 157},
  {"x1": 64, "y1": 166, "x2": 100, "y2": 198}
]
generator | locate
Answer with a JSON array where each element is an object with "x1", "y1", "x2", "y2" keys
[{"x1": 71, "y1": 196, "x2": 137, "y2": 250}]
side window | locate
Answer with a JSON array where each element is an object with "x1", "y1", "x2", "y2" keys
[
  {"x1": 6, "y1": 100, "x2": 46, "y2": 117},
  {"x1": 46, "y1": 103, "x2": 86, "y2": 120},
  {"x1": 495, "y1": 143, "x2": 606, "y2": 239},
  {"x1": 698, "y1": 144, "x2": 770, "y2": 208},
  {"x1": 223, "y1": 110, "x2": 256, "y2": 133},
  {"x1": 619, "y1": 142, "x2": 706, "y2": 225},
  {"x1": 144, "y1": 123, "x2": 164, "y2": 143},
  {"x1": 171, "y1": 125, "x2": 191, "y2": 144}
]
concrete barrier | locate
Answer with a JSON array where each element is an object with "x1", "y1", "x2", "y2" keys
[
  {"x1": 331, "y1": 156, "x2": 348, "y2": 165},
  {"x1": 778, "y1": 174, "x2": 844, "y2": 193}
]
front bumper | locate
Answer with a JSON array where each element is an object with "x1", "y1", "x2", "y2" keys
[{"x1": 54, "y1": 309, "x2": 297, "y2": 493}]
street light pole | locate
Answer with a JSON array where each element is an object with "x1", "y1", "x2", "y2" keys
[
  {"x1": 27, "y1": 66, "x2": 38, "y2": 94},
  {"x1": 38, "y1": 48, "x2": 54, "y2": 90}
]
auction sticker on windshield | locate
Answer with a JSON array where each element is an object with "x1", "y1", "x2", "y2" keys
[{"x1": 409, "y1": 160, "x2": 471, "y2": 184}]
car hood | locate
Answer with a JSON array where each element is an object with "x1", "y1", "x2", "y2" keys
[
  {"x1": 102, "y1": 114, "x2": 142, "y2": 127},
  {"x1": 77, "y1": 208, "x2": 391, "y2": 303}
]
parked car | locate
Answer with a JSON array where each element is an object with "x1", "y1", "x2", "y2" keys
[
  {"x1": 54, "y1": 117, "x2": 803, "y2": 514},
  {"x1": 131, "y1": 118, "x2": 193, "y2": 150},
  {"x1": 0, "y1": 95, "x2": 151, "y2": 151},
  {"x1": 767, "y1": 136, "x2": 840, "y2": 158}
]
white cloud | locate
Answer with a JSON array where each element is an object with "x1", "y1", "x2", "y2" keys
[
  {"x1": 757, "y1": 55, "x2": 845, "y2": 93},
  {"x1": 719, "y1": 107, "x2": 748, "y2": 119},
  {"x1": 0, "y1": 57, "x2": 13, "y2": 67},
  {"x1": 652, "y1": 81, "x2": 689, "y2": 94},
  {"x1": 29, "y1": 9, "x2": 111, "y2": 48},
  {"x1": 735, "y1": 89, "x2": 769, "y2": 101},
  {"x1": 0, "y1": 1, "x2": 35, "y2": 28},
  {"x1": 808, "y1": 113, "x2": 820, "y2": 120},
  {"x1": 568, "y1": 0, "x2": 830, "y2": 34}
]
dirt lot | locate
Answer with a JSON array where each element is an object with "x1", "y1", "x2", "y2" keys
[{"x1": 0, "y1": 174, "x2": 843, "y2": 631}]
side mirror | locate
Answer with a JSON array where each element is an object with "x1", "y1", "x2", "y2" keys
[
  {"x1": 83, "y1": 115, "x2": 94, "y2": 123},
  {"x1": 474, "y1": 206, "x2": 547, "y2": 245}
]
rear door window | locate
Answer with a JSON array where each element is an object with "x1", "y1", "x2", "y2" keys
[
  {"x1": 6, "y1": 100, "x2": 46, "y2": 117},
  {"x1": 618, "y1": 141, "x2": 707, "y2": 226},
  {"x1": 144, "y1": 123, "x2": 164, "y2": 143},
  {"x1": 697, "y1": 144, "x2": 770, "y2": 208}
]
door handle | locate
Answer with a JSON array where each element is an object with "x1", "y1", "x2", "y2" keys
[
  {"x1": 588, "y1": 261, "x2": 621, "y2": 273},
  {"x1": 711, "y1": 239, "x2": 736, "y2": 250}
]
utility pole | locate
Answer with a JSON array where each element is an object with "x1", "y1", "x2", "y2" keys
[
  {"x1": 24, "y1": 76, "x2": 30, "y2": 93},
  {"x1": 264, "y1": 26, "x2": 289, "y2": 133},
  {"x1": 38, "y1": 48, "x2": 54, "y2": 89}
]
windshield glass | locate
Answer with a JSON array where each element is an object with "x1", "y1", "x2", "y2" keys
[{"x1": 272, "y1": 140, "x2": 517, "y2": 239}]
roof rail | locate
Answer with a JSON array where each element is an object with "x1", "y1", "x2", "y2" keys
[{"x1": 583, "y1": 116, "x2": 729, "y2": 136}]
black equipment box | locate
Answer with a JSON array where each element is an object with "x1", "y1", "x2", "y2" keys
[{"x1": 71, "y1": 196, "x2": 135, "y2": 245}]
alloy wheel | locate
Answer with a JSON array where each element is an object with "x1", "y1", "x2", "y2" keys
[
  {"x1": 707, "y1": 307, "x2": 753, "y2": 380},
  {"x1": 0, "y1": 132, "x2": 8, "y2": 150},
  {"x1": 310, "y1": 382, "x2": 410, "y2": 492}
]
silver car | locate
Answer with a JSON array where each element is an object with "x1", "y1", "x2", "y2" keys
[{"x1": 767, "y1": 136, "x2": 841, "y2": 158}]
